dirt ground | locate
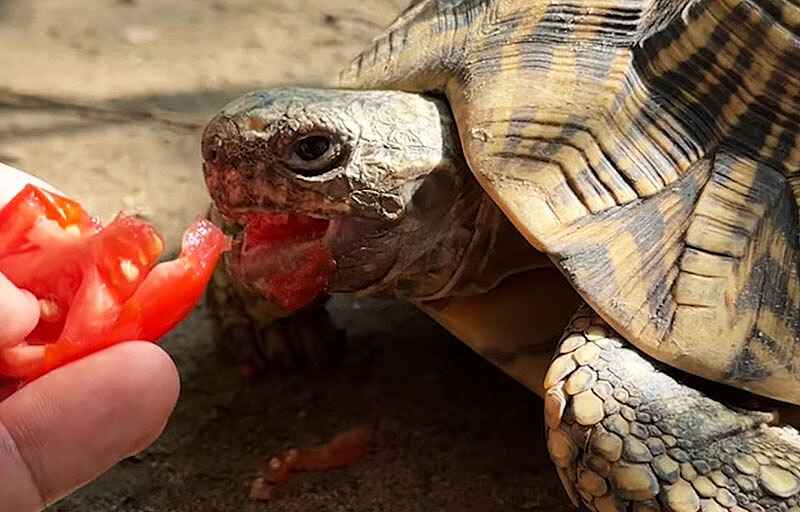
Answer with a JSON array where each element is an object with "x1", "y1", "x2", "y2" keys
[{"x1": 0, "y1": 1, "x2": 570, "y2": 510}]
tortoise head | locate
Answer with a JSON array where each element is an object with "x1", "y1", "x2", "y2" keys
[{"x1": 201, "y1": 88, "x2": 490, "y2": 310}]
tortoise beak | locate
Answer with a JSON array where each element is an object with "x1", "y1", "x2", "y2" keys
[
  {"x1": 201, "y1": 113, "x2": 248, "y2": 211},
  {"x1": 202, "y1": 114, "x2": 240, "y2": 170}
]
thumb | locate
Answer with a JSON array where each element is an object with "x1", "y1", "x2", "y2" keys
[
  {"x1": 0, "y1": 342, "x2": 179, "y2": 511},
  {"x1": 0, "y1": 272, "x2": 40, "y2": 348}
]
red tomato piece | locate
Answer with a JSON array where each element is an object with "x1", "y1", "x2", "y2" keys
[
  {"x1": 0, "y1": 185, "x2": 229, "y2": 382},
  {"x1": 88, "y1": 214, "x2": 165, "y2": 303},
  {"x1": 241, "y1": 213, "x2": 334, "y2": 311},
  {"x1": 243, "y1": 213, "x2": 329, "y2": 253},
  {"x1": 35, "y1": 219, "x2": 229, "y2": 379},
  {"x1": 250, "y1": 427, "x2": 370, "y2": 501},
  {"x1": 0, "y1": 184, "x2": 98, "y2": 256},
  {"x1": 260, "y1": 242, "x2": 335, "y2": 311},
  {"x1": 0, "y1": 212, "x2": 164, "y2": 345}
]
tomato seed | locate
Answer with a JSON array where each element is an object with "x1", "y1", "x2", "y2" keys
[
  {"x1": 64, "y1": 225, "x2": 81, "y2": 237},
  {"x1": 119, "y1": 259, "x2": 140, "y2": 282},
  {"x1": 39, "y1": 299, "x2": 61, "y2": 322}
]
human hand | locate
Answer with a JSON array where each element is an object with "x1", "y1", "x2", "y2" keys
[{"x1": 0, "y1": 162, "x2": 180, "y2": 511}]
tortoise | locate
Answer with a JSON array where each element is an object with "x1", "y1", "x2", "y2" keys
[{"x1": 200, "y1": 0, "x2": 800, "y2": 509}]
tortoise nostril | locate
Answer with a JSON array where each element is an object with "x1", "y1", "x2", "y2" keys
[
  {"x1": 202, "y1": 115, "x2": 240, "y2": 166},
  {"x1": 206, "y1": 145, "x2": 219, "y2": 164},
  {"x1": 202, "y1": 136, "x2": 224, "y2": 165}
]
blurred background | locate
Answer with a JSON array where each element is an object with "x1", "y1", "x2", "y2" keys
[{"x1": 0, "y1": 1, "x2": 568, "y2": 510}]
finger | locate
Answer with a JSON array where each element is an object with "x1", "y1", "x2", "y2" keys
[
  {"x1": 0, "y1": 273, "x2": 40, "y2": 348},
  {"x1": 0, "y1": 163, "x2": 60, "y2": 206},
  {"x1": 0, "y1": 164, "x2": 66, "y2": 348},
  {"x1": 0, "y1": 342, "x2": 179, "y2": 511}
]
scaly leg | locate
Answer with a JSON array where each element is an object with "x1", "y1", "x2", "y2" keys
[{"x1": 545, "y1": 306, "x2": 800, "y2": 511}]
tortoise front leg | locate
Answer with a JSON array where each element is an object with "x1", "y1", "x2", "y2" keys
[
  {"x1": 205, "y1": 206, "x2": 344, "y2": 373},
  {"x1": 206, "y1": 261, "x2": 343, "y2": 373},
  {"x1": 544, "y1": 306, "x2": 800, "y2": 511}
]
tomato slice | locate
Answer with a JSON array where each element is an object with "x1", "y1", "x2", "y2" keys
[
  {"x1": 35, "y1": 219, "x2": 229, "y2": 379},
  {"x1": 0, "y1": 185, "x2": 229, "y2": 382},
  {"x1": 0, "y1": 211, "x2": 164, "y2": 345}
]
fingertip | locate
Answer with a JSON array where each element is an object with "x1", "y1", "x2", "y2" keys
[
  {"x1": 0, "y1": 341, "x2": 180, "y2": 508},
  {"x1": 104, "y1": 342, "x2": 181, "y2": 455},
  {"x1": 0, "y1": 273, "x2": 40, "y2": 348}
]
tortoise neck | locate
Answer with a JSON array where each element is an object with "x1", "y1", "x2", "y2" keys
[{"x1": 416, "y1": 193, "x2": 554, "y2": 302}]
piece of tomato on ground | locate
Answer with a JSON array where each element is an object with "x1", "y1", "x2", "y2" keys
[
  {"x1": 0, "y1": 184, "x2": 229, "y2": 382},
  {"x1": 249, "y1": 426, "x2": 371, "y2": 501}
]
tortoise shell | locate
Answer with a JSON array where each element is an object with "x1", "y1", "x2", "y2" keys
[{"x1": 338, "y1": 0, "x2": 800, "y2": 405}]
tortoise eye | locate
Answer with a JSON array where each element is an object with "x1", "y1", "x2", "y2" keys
[
  {"x1": 295, "y1": 135, "x2": 331, "y2": 162},
  {"x1": 286, "y1": 133, "x2": 344, "y2": 177}
]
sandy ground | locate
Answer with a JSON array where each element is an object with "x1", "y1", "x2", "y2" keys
[{"x1": 0, "y1": 1, "x2": 570, "y2": 510}]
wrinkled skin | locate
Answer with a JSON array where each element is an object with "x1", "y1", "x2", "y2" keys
[{"x1": 202, "y1": 89, "x2": 545, "y2": 303}]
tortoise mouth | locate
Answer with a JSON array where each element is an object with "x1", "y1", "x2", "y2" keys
[
  {"x1": 239, "y1": 212, "x2": 330, "y2": 254},
  {"x1": 221, "y1": 209, "x2": 336, "y2": 311}
]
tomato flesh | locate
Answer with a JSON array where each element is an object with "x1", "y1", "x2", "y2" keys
[
  {"x1": 0, "y1": 185, "x2": 229, "y2": 382},
  {"x1": 259, "y1": 243, "x2": 335, "y2": 311},
  {"x1": 243, "y1": 213, "x2": 329, "y2": 253},
  {"x1": 0, "y1": 184, "x2": 98, "y2": 256},
  {"x1": 239, "y1": 213, "x2": 335, "y2": 311}
]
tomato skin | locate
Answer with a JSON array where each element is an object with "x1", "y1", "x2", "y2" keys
[
  {"x1": 0, "y1": 185, "x2": 229, "y2": 382},
  {"x1": 0, "y1": 184, "x2": 97, "y2": 255}
]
